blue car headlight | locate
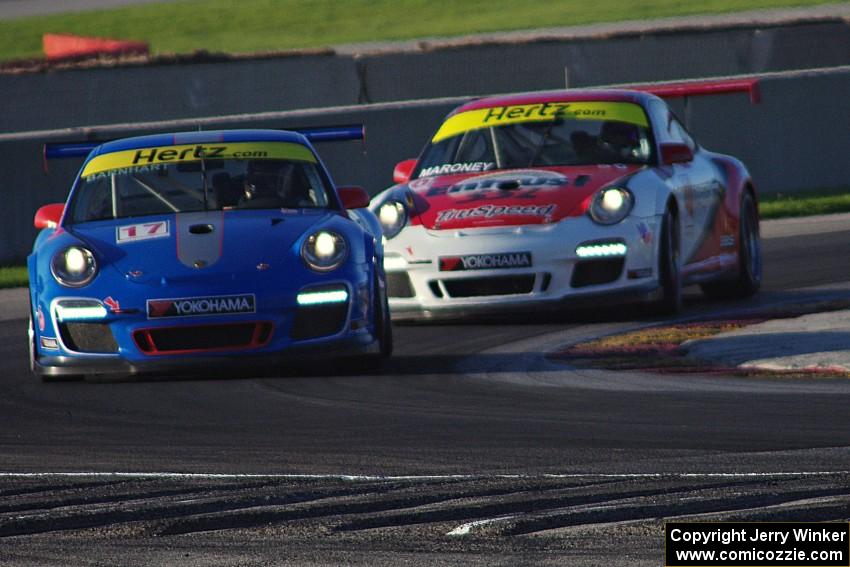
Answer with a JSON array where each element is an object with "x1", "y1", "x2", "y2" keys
[
  {"x1": 588, "y1": 187, "x2": 634, "y2": 225},
  {"x1": 377, "y1": 200, "x2": 408, "y2": 239},
  {"x1": 301, "y1": 230, "x2": 348, "y2": 272},
  {"x1": 50, "y1": 246, "x2": 98, "y2": 287}
]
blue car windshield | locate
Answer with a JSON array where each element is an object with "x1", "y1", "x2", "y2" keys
[{"x1": 67, "y1": 150, "x2": 333, "y2": 223}]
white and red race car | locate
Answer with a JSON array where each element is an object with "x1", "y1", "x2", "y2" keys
[{"x1": 371, "y1": 82, "x2": 762, "y2": 319}]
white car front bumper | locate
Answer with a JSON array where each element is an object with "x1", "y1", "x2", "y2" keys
[{"x1": 383, "y1": 215, "x2": 662, "y2": 319}]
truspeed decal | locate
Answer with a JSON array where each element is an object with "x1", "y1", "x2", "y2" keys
[
  {"x1": 81, "y1": 142, "x2": 317, "y2": 178},
  {"x1": 146, "y1": 294, "x2": 256, "y2": 319},
  {"x1": 432, "y1": 101, "x2": 649, "y2": 143},
  {"x1": 436, "y1": 203, "x2": 556, "y2": 223},
  {"x1": 439, "y1": 252, "x2": 532, "y2": 271},
  {"x1": 116, "y1": 220, "x2": 170, "y2": 244},
  {"x1": 419, "y1": 162, "x2": 495, "y2": 177}
]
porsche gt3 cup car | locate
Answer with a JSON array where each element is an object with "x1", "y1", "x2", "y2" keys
[
  {"x1": 372, "y1": 86, "x2": 762, "y2": 319},
  {"x1": 29, "y1": 128, "x2": 392, "y2": 381}
]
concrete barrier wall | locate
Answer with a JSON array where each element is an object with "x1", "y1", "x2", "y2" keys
[
  {"x1": 678, "y1": 68, "x2": 850, "y2": 196},
  {"x1": 2, "y1": 19, "x2": 849, "y2": 133},
  {"x1": 361, "y1": 20, "x2": 850, "y2": 101},
  {"x1": 0, "y1": 54, "x2": 362, "y2": 133},
  {"x1": 1, "y1": 66, "x2": 848, "y2": 263}
]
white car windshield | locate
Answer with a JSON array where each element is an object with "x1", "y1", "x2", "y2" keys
[{"x1": 416, "y1": 101, "x2": 654, "y2": 178}]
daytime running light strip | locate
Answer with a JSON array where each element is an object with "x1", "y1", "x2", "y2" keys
[
  {"x1": 296, "y1": 289, "x2": 349, "y2": 306},
  {"x1": 576, "y1": 243, "x2": 628, "y2": 258}
]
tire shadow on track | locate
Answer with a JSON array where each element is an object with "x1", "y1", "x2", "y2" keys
[
  {"x1": 17, "y1": 288, "x2": 828, "y2": 384},
  {"x1": 111, "y1": 299, "x2": 705, "y2": 383},
  {"x1": 89, "y1": 350, "x2": 551, "y2": 383},
  {"x1": 392, "y1": 298, "x2": 676, "y2": 327}
]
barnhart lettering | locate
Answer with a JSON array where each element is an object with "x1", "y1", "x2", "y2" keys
[{"x1": 85, "y1": 163, "x2": 165, "y2": 183}]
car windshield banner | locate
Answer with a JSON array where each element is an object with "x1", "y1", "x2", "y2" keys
[
  {"x1": 432, "y1": 101, "x2": 648, "y2": 142},
  {"x1": 82, "y1": 142, "x2": 317, "y2": 178}
]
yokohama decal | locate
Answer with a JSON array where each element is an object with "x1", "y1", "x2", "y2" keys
[
  {"x1": 439, "y1": 252, "x2": 532, "y2": 271},
  {"x1": 117, "y1": 221, "x2": 170, "y2": 244},
  {"x1": 147, "y1": 294, "x2": 256, "y2": 319}
]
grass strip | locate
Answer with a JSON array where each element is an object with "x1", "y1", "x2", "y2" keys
[
  {"x1": 0, "y1": 266, "x2": 28, "y2": 289},
  {"x1": 760, "y1": 188, "x2": 850, "y2": 219},
  {"x1": 0, "y1": 0, "x2": 837, "y2": 63}
]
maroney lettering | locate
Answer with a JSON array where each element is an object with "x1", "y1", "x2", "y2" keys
[{"x1": 419, "y1": 162, "x2": 495, "y2": 177}]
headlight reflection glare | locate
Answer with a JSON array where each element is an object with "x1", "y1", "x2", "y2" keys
[
  {"x1": 378, "y1": 201, "x2": 408, "y2": 239},
  {"x1": 65, "y1": 247, "x2": 87, "y2": 274},
  {"x1": 301, "y1": 231, "x2": 347, "y2": 272},
  {"x1": 589, "y1": 187, "x2": 634, "y2": 225},
  {"x1": 51, "y1": 246, "x2": 98, "y2": 287},
  {"x1": 314, "y1": 232, "x2": 337, "y2": 258},
  {"x1": 601, "y1": 189, "x2": 624, "y2": 212}
]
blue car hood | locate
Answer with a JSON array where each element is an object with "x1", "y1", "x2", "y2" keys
[{"x1": 70, "y1": 209, "x2": 336, "y2": 285}]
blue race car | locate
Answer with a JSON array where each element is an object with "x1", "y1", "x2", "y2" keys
[{"x1": 28, "y1": 129, "x2": 392, "y2": 381}]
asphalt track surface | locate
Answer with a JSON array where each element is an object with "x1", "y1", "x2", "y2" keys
[
  {"x1": 1, "y1": 1, "x2": 848, "y2": 562},
  {"x1": 0, "y1": 220, "x2": 848, "y2": 565}
]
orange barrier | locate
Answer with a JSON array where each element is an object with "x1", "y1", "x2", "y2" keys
[{"x1": 43, "y1": 33, "x2": 148, "y2": 61}]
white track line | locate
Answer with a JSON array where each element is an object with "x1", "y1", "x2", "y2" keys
[
  {"x1": 0, "y1": 471, "x2": 848, "y2": 481},
  {"x1": 447, "y1": 515, "x2": 518, "y2": 536}
]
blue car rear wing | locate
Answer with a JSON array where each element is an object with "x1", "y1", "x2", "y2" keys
[
  {"x1": 43, "y1": 124, "x2": 366, "y2": 161},
  {"x1": 296, "y1": 124, "x2": 365, "y2": 143}
]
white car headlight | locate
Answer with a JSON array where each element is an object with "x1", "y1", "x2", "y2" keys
[
  {"x1": 378, "y1": 200, "x2": 408, "y2": 239},
  {"x1": 589, "y1": 187, "x2": 634, "y2": 225},
  {"x1": 301, "y1": 230, "x2": 348, "y2": 272},
  {"x1": 50, "y1": 246, "x2": 98, "y2": 287}
]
